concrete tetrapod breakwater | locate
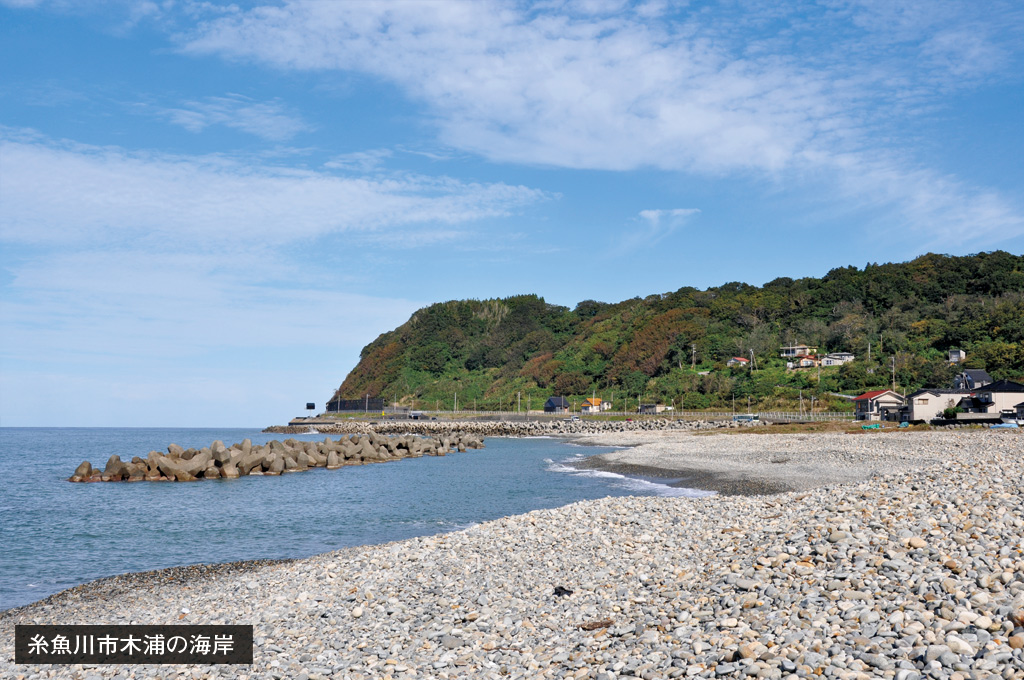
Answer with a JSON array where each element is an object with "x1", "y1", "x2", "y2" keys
[{"x1": 67, "y1": 433, "x2": 485, "y2": 482}]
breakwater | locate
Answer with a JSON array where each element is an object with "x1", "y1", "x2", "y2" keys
[
  {"x1": 68, "y1": 432, "x2": 484, "y2": 483},
  {"x1": 266, "y1": 417, "x2": 756, "y2": 437}
]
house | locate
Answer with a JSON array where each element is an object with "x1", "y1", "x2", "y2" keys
[
  {"x1": 853, "y1": 389, "x2": 905, "y2": 421},
  {"x1": 901, "y1": 389, "x2": 964, "y2": 423},
  {"x1": 726, "y1": 357, "x2": 750, "y2": 368},
  {"x1": 948, "y1": 349, "x2": 966, "y2": 364},
  {"x1": 953, "y1": 369, "x2": 993, "y2": 391},
  {"x1": 544, "y1": 396, "x2": 570, "y2": 413},
  {"x1": 581, "y1": 398, "x2": 610, "y2": 413},
  {"x1": 639, "y1": 403, "x2": 669, "y2": 414},
  {"x1": 780, "y1": 345, "x2": 817, "y2": 358},
  {"x1": 1015, "y1": 401, "x2": 1024, "y2": 421},
  {"x1": 955, "y1": 379, "x2": 1024, "y2": 414},
  {"x1": 821, "y1": 352, "x2": 855, "y2": 366}
]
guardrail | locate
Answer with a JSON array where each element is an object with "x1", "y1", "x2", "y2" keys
[{"x1": 758, "y1": 411, "x2": 856, "y2": 422}]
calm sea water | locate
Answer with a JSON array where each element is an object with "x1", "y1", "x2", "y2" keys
[{"x1": 0, "y1": 428, "x2": 710, "y2": 611}]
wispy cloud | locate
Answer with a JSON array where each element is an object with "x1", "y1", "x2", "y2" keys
[
  {"x1": 152, "y1": 94, "x2": 313, "y2": 141},
  {"x1": 176, "y1": 0, "x2": 1024, "y2": 245},
  {"x1": 624, "y1": 208, "x2": 699, "y2": 251},
  {"x1": 325, "y1": 148, "x2": 393, "y2": 172},
  {"x1": 0, "y1": 129, "x2": 548, "y2": 248}
]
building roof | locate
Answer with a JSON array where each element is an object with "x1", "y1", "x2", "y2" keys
[
  {"x1": 957, "y1": 396, "x2": 990, "y2": 410},
  {"x1": 826, "y1": 352, "x2": 855, "y2": 358},
  {"x1": 977, "y1": 379, "x2": 1024, "y2": 393},
  {"x1": 906, "y1": 388, "x2": 965, "y2": 398},
  {"x1": 964, "y1": 368, "x2": 993, "y2": 381},
  {"x1": 854, "y1": 389, "x2": 900, "y2": 401},
  {"x1": 729, "y1": 356, "x2": 749, "y2": 362},
  {"x1": 583, "y1": 398, "x2": 602, "y2": 406},
  {"x1": 545, "y1": 396, "x2": 570, "y2": 407}
]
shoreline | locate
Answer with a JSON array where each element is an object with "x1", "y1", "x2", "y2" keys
[
  {"x1": 571, "y1": 457, "x2": 796, "y2": 496},
  {"x1": 564, "y1": 428, "x2": 956, "y2": 494},
  {"x1": 5, "y1": 429, "x2": 1024, "y2": 679}
]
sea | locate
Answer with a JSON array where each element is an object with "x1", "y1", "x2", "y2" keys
[{"x1": 0, "y1": 428, "x2": 712, "y2": 611}]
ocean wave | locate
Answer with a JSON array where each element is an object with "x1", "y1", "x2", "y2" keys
[{"x1": 546, "y1": 458, "x2": 714, "y2": 498}]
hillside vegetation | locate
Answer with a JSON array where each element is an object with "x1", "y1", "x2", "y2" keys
[{"x1": 330, "y1": 251, "x2": 1024, "y2": 413}]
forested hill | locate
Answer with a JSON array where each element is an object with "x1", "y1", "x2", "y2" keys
[{"x1": 330, "y1": 251, "x2": 1024, "y2": 412}]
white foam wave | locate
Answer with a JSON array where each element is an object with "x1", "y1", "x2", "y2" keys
[{"x1": 546, "y1": 459, "x2": 715, "y2": 498}]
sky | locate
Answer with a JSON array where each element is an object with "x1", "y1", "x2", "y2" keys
[{"x1": 2, "y1": 0, "x2": 1023, "y2": 427}]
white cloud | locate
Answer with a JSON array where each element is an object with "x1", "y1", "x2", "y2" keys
[
  {"x1": 829, "y1": 154, "x2": 1024, "y2": 249},
  {"x1": 176, "y1": 1, "x2": 1024, "y2": 245},
  {"x1": 621, "y1": 207, "x2": 698, "y2": 251},
  {"x1": 0, "y1": 129, "x2": 548, "y2": 248},
  {"x1": 325, "y1": 148, "x2": 394, "y2": 172},
  {"x1": 638, "y1": 208, "x2": 700, "y2": 226},
  {"x1": 154, "y1": 94, "x2": 314, "y2": 141}
]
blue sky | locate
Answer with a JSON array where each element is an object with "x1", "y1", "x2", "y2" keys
[{"x1": 2, "y1": 0, "x2": 1023, "y2": 426}]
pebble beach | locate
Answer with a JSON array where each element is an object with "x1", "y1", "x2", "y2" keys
[{"x1": 5, "y1": 429, "x2": 1024, "y2": 680}]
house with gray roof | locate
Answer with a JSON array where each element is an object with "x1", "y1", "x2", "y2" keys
[
  {"x1": 953, "y1": 369, "x2": 993, "y2": 391},
  {"x1": 955, "y1": 379, "x2": 1024, "y2": 414},
  {"x1": 544, "y1": 396, "x2": 570, "y2": 413}
]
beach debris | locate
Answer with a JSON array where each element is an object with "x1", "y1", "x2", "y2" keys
[
  {"x1": 552, "y1": 586, "x2": 574, "y2": 597},
  {"x1": 579, "y1": 618, "x2": 613, "y2": 630}
]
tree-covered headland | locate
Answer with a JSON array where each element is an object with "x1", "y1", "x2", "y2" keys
[{"x1": 330, "y1": 252, "x2": 1024, "y2": 413}]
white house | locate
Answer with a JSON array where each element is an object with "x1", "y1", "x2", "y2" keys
[
  {"x1": 948, "y1": 349, "x2": 966, "y2": 364},
  {"x1": 780, "y1": 345, "x2": 816, "y2": 358},
  {"x1": 854, "y1": 389, "x2": 904, "y2": 421},
  {"x1": 726, "y1": 357, "x2": 750, "y2": 368},
  {"x1": 821, "y1": 352, "x2": 855, "y2": 366},
  {"x1": 902, "y1": 389, "x2": 963, "y2": 423}
]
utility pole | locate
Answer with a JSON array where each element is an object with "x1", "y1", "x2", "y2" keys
[
  {"x1": 749, "y1": 349, "x2": 756, "y2": 372},
  {"x1": 800, "y1": 389, "x2": 803, "y2": 416},
  {"x1": 891, "y1": 356, "x2": 896, "y2": 392},
  {"x1": 454, "y1": 392, "x2": 457, "y2": 412},
  {"x1": 691, "y1": 344, "x2": 697, "y2": 371},
  {"x1": 517, "y1": 391, "x2": 521, "y2": 415}
]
